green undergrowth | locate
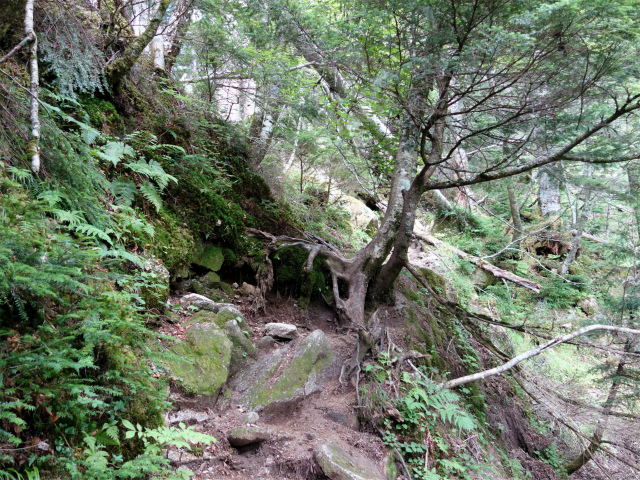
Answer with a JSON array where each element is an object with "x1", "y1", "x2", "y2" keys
[{"x1": 0, "y1": 167, "x2": 189, "y2": 477}]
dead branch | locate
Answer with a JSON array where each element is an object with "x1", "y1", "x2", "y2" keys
[
  {"x1": 415, "y1": 232, "x2": 542, "y2": 292},
  {"x1": 0, "y1": 33, "x2": 35, "y2": 64},
  {"x1": 442, "y1": 325, "x2": 640, "y2": 389}
]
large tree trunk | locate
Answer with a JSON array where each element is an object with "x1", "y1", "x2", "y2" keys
[
  {"x1": 627, "y1": 163, "x2": 640, "y2": 240},
  {"x1": 538, "y1": 165, "x2": 562, "y2": 216},
  {"x1": 249, "y1": 83, "x2": 282, "y2": 169},
  {"x1": 165, "y1": 0, "x2": 194, "y2": 73},
  {"x1": 107, "y1": 0, "x2": 171, "y2": 92},
  {"x1": 561, "y1": 166, "x2": 593, "y2": 275},
  {"x1": 507, "y1": 183, "x2": 523, "y2": 249}
]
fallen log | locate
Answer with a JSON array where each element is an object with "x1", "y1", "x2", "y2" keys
[{"x1": 414, "y1": 231, "x2": 542, "y2": 293}]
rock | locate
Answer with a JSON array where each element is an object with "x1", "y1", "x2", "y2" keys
[
  {"x1": 164, "y1": 409, "x2": 210, "y2": 425},
  {"x1": 240, "y1": 411, "x2": 259, "y2": 424},
  {"x1": 194, "y1": 245, "x2": 224, "y2": 272},
  {"x1": 256, "y1": 336, "x2": 276, "y2": 353},
  {"x1": 187, "y1": 309, "x2": 253, "y2": 337},
  {"x1": 232, "y1": 282, "x2": 239, "y2": 289},
  {"x1": 314, "y1": 441, "x2": 385, "y2": 480},
  {"x1": 202, "y1": 271, "x2": 221, "y2": 287},
  {"x1": 577, "y1": 297, "x2": 598, "y2": 316},
  {"x1": 219, "y1": 282, "x2": 234, "y2": 297},
  {"x1": 164, "y1": 321, "x2": 231, "y2": 396},
  {"x1": 140, "y1": 254, "x2": 170, "y2": 309},
  {"x1": 241, "y1": 282, "x2": 256, "y2": 295},
  {"x1": 234, "y1": 330, "x2": 334, "y2": 413},
  {"x1": 227, "y1": 426, "x2": 272, "y2": 447},
  {"x1": 223, "y1": 319, "x2": 257, "y2": 376},
  {"x1": 470, "y1": 267, "x2": 495, "y2": 288},
  {"x1": 180, "y1": 294, "x2": 242, "y2": 316},
  {"x1": 336, "y1": 196, "x2": 379, "y2": 237},
  {"x1": 264, "y1": 322, "x2": 298, "y2": 340}
]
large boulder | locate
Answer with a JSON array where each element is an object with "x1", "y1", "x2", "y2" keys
[
  {"x1": 164, "y1": 322, "x2": 231, "y2": 396},
  {"x1": 194, "y1": 245, "x2": 224, "y2": 272},
  {"x1": 336, "y1": 196, "x2": 379, "y2": 237},
  {"x1": 180, "y1": 294, "x2": 242, "y2": 317},
  {"x1": 314, "y1": 441, "x2": 386, "y2": 480},
  {"x1": 233, "y1": 330, "x2": 334, "y2": 413}
]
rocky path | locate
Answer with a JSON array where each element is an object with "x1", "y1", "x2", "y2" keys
[{"x1": 160, "y1": 294, "x2": 393, "y2": 480}]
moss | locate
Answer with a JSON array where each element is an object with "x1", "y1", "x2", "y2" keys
[
  {"x1": 417, "y1": 267, "x2": 446, "y2": 295},
  {"x1": 463, "y1": 382, "x2": 486, "y2": 423},
  {"x1": 195, "y1": 245, "x2": 224, "y2": 271},
  {"x1": 273, "y1": 246, "x2": 330, "y2": 301},
  {"x1": 163, "y1": 322, "x2": 231, "y2": 395},
  {"x1": 143, "y1": 210, "x2": 195, "y2": 277},
  {"x1": 219, "y1": 282, "x2": 234, "y2": 297},
  {"x1": 81, "y1": 97, "x2": 122, "y2": 130}
]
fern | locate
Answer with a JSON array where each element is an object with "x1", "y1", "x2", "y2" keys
[
  {"x1": 74, "y1": 223, "x2": 113, "y2": 243},
  {"x1": 51, "y1": 209, "x2": 84, "y2": 227},
  {"x1": 93, "y1": 141, "x2": 134, "y2": 167},
  {"x1": 139, "y1": 181, "x2": 163, "y2": 212},
  {"x1": 110, "y1": 179, "x2": 137, "y2": 207},
  {"x1": 125, "y1": 159, "x2": 177, "y2": 191}
]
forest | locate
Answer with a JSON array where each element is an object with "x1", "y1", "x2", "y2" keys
[{"x1": 0, "y1": 0, "x2": 639, "y2": 479}]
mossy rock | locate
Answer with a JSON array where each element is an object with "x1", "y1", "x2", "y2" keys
[
  {"x1": 195, "y1": 245, "x2": 224, "y2": 272},
  {"x1": 164, "y1": 322, "x2": 231, "y2": 396},
  {"x1": 187, "y1": 310, "x2": 252, "y2": 336},
  {"x1": 140, "y1": 254, "x2": 170, "y2": 311},
  {"x1": 314, "y1": 441, "x2": 385, "y2": 480},
  {"x1": 219, "y1": 281, "x2": 234, "y2": 297},
  {"x1": 234, "y1": 330, "x2": 334, "y2": 412},
  {"x1": 223, "y1": 320, "x2": 257, "y2": 376},
  {"x1": 202, "y1": 271, "x2": 221, "y2": 287}
]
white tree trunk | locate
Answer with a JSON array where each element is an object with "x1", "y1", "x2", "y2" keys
[
  {"x1": 25, "y1": 0, "x2": 40, "y2": 173},
  {"x1": 538, "y1": 166, "x2": 561, "y2": 216}
]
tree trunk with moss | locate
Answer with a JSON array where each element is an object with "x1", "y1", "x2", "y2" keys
[{"x1": 107, "y1": 0, "x2": 171, "y2": 92}]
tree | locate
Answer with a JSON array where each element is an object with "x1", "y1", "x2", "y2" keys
[{"x1": 250, "y1": 0, "x2": 640, "y2": 328}]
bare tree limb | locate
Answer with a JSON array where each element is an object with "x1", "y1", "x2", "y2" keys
[
  {"x1": 442, "y1": 325, "x2": 640, "y2": 389},
  {"x1": 0, "y1": 33, "x2": 34, "y2": 64}
]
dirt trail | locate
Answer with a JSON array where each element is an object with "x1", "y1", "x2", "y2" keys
[{"x1": 164, "y1": 297, "x2": 389, "y2": 480}]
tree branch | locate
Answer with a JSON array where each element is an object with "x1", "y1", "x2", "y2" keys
[{"x1": 442, "y1": 325, "x2": 640, "y2": 389}]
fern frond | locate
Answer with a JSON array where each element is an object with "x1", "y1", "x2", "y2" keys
[
  {"x1": 93, "y1": 141, "x2": 135, "y2": 167},
  {"x1": 74, "y1": 224, "x2": 113, "y2": 244},
  {"x1": 52, "y1": 209, "x2": 84, "y2": 227},
  {"x1": 139, "y1": 181, "x2": 163, "y2": 212},
  {"x1": 110, "y1": 179, "x2": 137, "y2": 207}
]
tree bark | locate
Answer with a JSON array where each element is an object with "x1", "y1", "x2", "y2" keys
[
  {"x1": 249, "y1": 83, "x2": 282, "y2": 169},
  {"x1": 24, "y1": 0, "x2": 39, "y2": 173},
  {"x1": 627, "y1": 163, "x2": 640, "y2": 240},
  {"x1": 538, "y1": 166, "x2": 562, "y2": 216},
  {"x1": 507, "y1": 183, "x2": 523, "y2": 248},
  {"x1": 107, "y1": 0, "x2": 171, "y2": 92},
  {"x1": 165, "y1": 0, "x2": 194, "y2": 73},
  {"x1": 561, "y1": 167, "x2": 593, "y2": 275}
]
